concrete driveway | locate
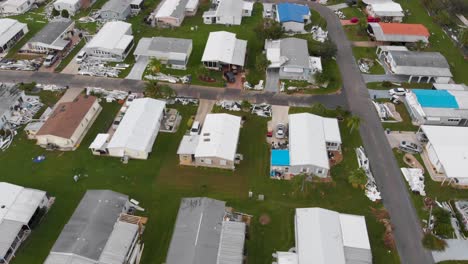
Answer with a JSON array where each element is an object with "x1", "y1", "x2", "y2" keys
[
  {"x1": 268, "y1": 105, "x2": 289, "y2": 132},
  {"x1": 126, "y1": 57, "x2": 149, "y2": 80},
  {"x1": 195, "y1": 99, "x2": 215, "y2": 124},
  {"x1": 61, "y1": 56, "x2": 80, "y2": 74},
  {"x1": 362, "y1": 74, "x2": 411, "y2": 83},
  {"x1": 265, "y1": 69, "x2": 280, "y2": 92},
  {"x1": 368, "y1": 89, "x2": 389, "y2": 99},
  {"x1": 385, "y1": 131, "x2": 418, "y2": 148}
]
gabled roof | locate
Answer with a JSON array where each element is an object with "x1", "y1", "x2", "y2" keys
[
  {"x1": 288, "y1": 113, "x2": 341, "y2": 169},
  {"x1": 201, "y1": 31, "x2": 247, "y2": 67},
  {"x1": 378, "y1": 22, "x2": 429, "y2": 36},
  {"x1": 265, "y1": 38, "x2": 310, "y2": 69},
  {"x1": 44, "y1": 190, "x2": 129, "y2": 264},
  {"x1": 154, "y1": 0, "x2": 190, "y2": 20},
  {"x1": 202, "y1": 0, "x2": 243, "y2": 20},
  {"x1": 107, "y1": 98, "x2": 166, "y2": 153},
  {"x1": 134, "y1": 37, "x2": 192, "y2": 61},
  {"x1": 37, "y1": 95, "x2": 98, "y2": 139},
  {"x1": 421, "y1": 125, "x2": 468, "y2": 179},
  {"x1": 0, "y1": 18, "x2": 27, "y2": 46},
  {"x1": 29, "y1": 19, "x2": 72, "y2": 46},
  {"x1": 194, "y1": 113, "x2": 241, "y2": 161},
  {"x1": 100, "y1": 0, "x2": 132, "y2": 15},
  {"x1": 368, "y1": 2, "x2": 403, "y2": 15},
  {"x1": 277, "y1": 3, "x2": 310, "y2": 23},
  {"x1": 86, "y1": 21, "x2": 133, "y2": 52},
  {"x1": 387, "y1": 50, "x2": 452, "y2": 77}
]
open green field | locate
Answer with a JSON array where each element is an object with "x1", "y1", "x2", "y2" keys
[
  {"x1": 352, "y1": 47, "x2": 385, "y2": 75},
  {"x1": 395, "y1": 0, "x2": 468, "y2": 84},
  {"x1": 0, "y1": 95, "x2": 399, "y2": 264}
]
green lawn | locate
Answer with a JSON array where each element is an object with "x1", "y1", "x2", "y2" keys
[
  {"x1": 344, "y1": 25, "x2": 370, "y2": 41},
  {"x1": 310, "y1": 8, "x2": 327, "y2": 29},
  {"x1": 395, "y1": 0, "x2": 468, "y2": 84},
  {"x1": 367, "y1": 82, "x2": 433, "y2": 90},
  {"x1": 341, "y1": 7, "x2": 366, "y2": 20},
  {"x1": 289, "y1": 59, "x2": 342, "y2": 95},
  {"x1": 376, "y1": 99, "x2": 418, "y2": 131},
  {"x1": 0, "y1": 97, "x2": 399, "y2": 264},
  {"x1": 352, "y1": 47, "x2": 385, "y2": 74}
]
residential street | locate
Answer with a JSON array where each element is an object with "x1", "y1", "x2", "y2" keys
[
  {"x1": 0, "y1": 1, "x2": 435, "y2": 262},
  {"x1": 304, "y1": 2, "x2": 435, "y2": 263}
]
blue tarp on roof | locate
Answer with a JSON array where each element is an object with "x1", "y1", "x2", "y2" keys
[
  {"x1": 271, "y1": 149, "x2": 290, "y2": 166},
  {"x1": 277, "y1": 3, "x2": 310, "y2": 23},
  {"x1": 413, "y1": 89, "x2": 459, "y2": 109}
]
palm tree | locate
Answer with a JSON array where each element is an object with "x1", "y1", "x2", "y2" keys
[
  {"x1": 148, "y1": 58, "x2": 162, "y2": 74},
  {"x1": 346, "y1": 115, "x2": 361, "y2": 132},
  {"x1": 348, "y1": 168, "x2": 368, "y2": 189}
]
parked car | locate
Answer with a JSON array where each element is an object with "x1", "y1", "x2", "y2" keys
[
  {"x1": 399, "y1": 141, "x2": 422, "y2": 154},
  {"x1": 224, "y1": 71, "x2": 236, "y2": 83},
  {"x1": 190, "y1": 121, "x2": 201, "y2": 135},
  {"x1": 390, "y1": 95, "x2": 401, "y2": 104},
  {"x1": 388, "y1": 88, "x2": 408, "y2": 96},
  {"x1": 275, "y1": 123, "x2": 286, "y2": 139},
  {"x1": 112, "y1": 116, "x2": 123, "y2": 130},
  {"x1": 76, "y1": 50, "x2": 87, "y2": 63},
  {"x1": 44, "y1": 54, "x2": 58, "y2": 67}
]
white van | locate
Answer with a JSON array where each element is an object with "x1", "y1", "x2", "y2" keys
[
  {"x1": 190, "y1": 121, "x2": 201, "y2": 135},
  {"x1": 76, "y1": 50, "x2": 87, "y2": 63},
  {"x1": 44, "y1": 54, "x2": 58, "y2": 67}
]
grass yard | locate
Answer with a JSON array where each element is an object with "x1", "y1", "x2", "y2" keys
[
  {"x1": 395, "y1": 0, "x2": 468, "y2": 84},
  {"x1": 367, "y1": 82, "x2": 433, "y2": 90},
  {"x1": 344, "y1": 25, "x2": 370, "y2": 41},
  {"x1": 310, "y1": 8, "x2": 327, "y2": 29},
  {"x1": 289, "y1": 59, "x2": 343, "y2": 95},
  {"x1": 341, "y1": 7, "x2": 366, "y2": 20},
  {"x1": 376, "y1": 98, "x2": 418, "y2": 131},
  {"x1": 352, "y1": 47, "x2": 385, "y2": 75},
  {"x1": 0, "y1": 96, "x2": 399, "y2": 264}
]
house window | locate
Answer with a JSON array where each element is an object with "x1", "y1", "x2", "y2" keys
[
  {"x1": 448, "y1": 118, "x2": 461, "y2": 122},
  {"x1": 204, "y1": 159, "x2": 212, "y2": 165},
  {"x1": 220, "y1": 160, "x2": 227, "y2": 166},
  {"x1": 316, "y1": 168, "x2": 324, "y2": 174}
]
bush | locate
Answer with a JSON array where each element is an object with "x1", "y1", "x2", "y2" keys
[
  {"x1": 308, "y1": 39, "x2": 337, "y2": 60},
  {"x1": 382, "y1": 81, "x2": 393, "y2": 88},
  {"x1": 18, "y1": 82, "x2": 37, "y2": 92},
  {"x1": 422, "y1": 233, "x2": 447, "y2": 251},
  {"x1": 52, "y1": 8, "x2": 60, "y2": 17},
  {"x1": 61, "y1": 9, "x2": 69, "y2": 18}
]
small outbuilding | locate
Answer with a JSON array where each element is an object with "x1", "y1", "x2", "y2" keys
[
  {"x1": 0, "y1": 19, "x2": 28, "y2": 53},
  {"x1": 275, "y1": 3, "x2": 311, "y2": 33},
  {"x1": 201, "y1": 31, "x2": 247, "y2": 71},
  {"x1": 134, "y1": 37, "x2": 192, "y2": 70},
  {"x1": 83, "y1": 21, "x2": 134, "y2": 62},
  {"x1": 103, "y1": 98, "x2": 166, "y2": 160},
  {"x1": 202, "y1": 0, "x2": 253, "y2": 25},
  {"x1": 368, "y1": 22, "x2": 430, "y2": 43},
  {"x1": 166, "y1": 197, "x2": 247, "y2": 264},
  {"x1": 0, "y1": 0, "x2": 34, "y2": 15},
  {"x1": 0, "y1": 182, "x2": 49, "y2": 264},
  {"x1": 366, "y1": 2, "x2": 404, "y2": 22},
  {"x1": 274, "y1": 208, "x2": 372, "y2": 264},
  {"x1": 24, "y1": 19, "x2": 74, "y2": 54},
  {"x1": 35, "y1": 94, "x2": 101, "y2": 151},
  {"x1": 53, "y1": 0, "x2": 83, "y2": 16}
]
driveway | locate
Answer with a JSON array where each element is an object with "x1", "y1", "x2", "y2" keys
[
  {"x1": 61, "y1": 55, "x2": 80, "y2": 74},
  {"x1": 268, "y1": 105, "x2": 289, "y2": 132},
  {"x1": 265, "y1": 69, "x2": 280, "y2": 92},
  {"x1": 363, "y1": 74, "x2": 411, "y2": 83},
  {"x1": 126, "y1": 56, "x2": 149, "y2": 80},
  {"x1": 385, "y1": 131, "x2": 418, "y2": 148},
  {"x1": 368, "y1": 89, "x2": 389, "y2": 99},
  {"x1": 195, "y1": 99, "x2": 215, "y2": 124}
]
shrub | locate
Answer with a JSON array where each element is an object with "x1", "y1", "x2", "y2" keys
[
  {"x1": 61, "y1": 9, "x2": 69, "y2": 18},
  {"x1": 422, "y1": 233, "x2": 447, "y2": 251},
  {"x1": 52, "y1": 8, "x2": 60, "y2": 17},
  {"x1": 382, "y1": 81, "x2": 393, "y2": 88}
]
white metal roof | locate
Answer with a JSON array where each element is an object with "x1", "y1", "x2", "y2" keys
[
  {"x1": 276, "y1": 251, "x2": 298, "y2": 264},
  {"x1": 203, "y1": 0, "x2": 243, "y2": 20},
  {"x1": 0, "y1": 18, "x2": 27, "y2": 47},
  {"x1": 243, "y1": 1, "x2": 254, "y2": 11},
  {"x1": 0, "y1": 182, "x2": 46, "y2": 225},
  {"x1": 201, "y1": 31, "x2": 247, "y2": 67},
  {"x1": 288, "y1": 113, "x2": 341, "y2": 169},
  {"x1": 107, "y1": 98, "x2": 166, "y2": 153},
  {"x1": 98, "y1": 221, "x2": 139, "y2": 264},
  {"x1": 0, "y1": 0, "x2": 30, "y2": 9},
  {"x1": 194, "y1": 113, "x2": 241, "y2": 161},
  {"x1": 89, "y1": 133, "x2": 110, "y2": 149},
  {"x1": 369, "y1": 2, "x2": 404, "y2": 15},
  {"x1": 0, "y1": 219, "x2": 24, "y2": 258},
  {"x1": 295, "y1": 208, "x2": 371, "y2": 264},
  {"x1": 177, "y1": 135, "x2": 200, "y2": 155},
  {"x1": 432, "y1": 83, "x2": 468, "y2": 91},
  {"x1": 85, "y1": 21, "x2": 133, "y2": 52},
  {"x1": 421, "y1": 125, "x2": 468, "y2": 179},
  {"x1": 54, "y1": 0, "x2": 80, "y2": 6}
]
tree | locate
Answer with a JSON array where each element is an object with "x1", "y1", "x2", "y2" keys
[
  {"x1": 357, "y1": 19, "x2": 368, "y2": 36},
  {"x1": 61, "y1": 9, "x2": 69, "y2": 18},
  {"x1": 314, "y1": 71, "x2": 328, "y2": 86},
  {"x1": 434, "y1": 10, "x2": 452, "y2": 26},
  {"x1": 415, "y1": 40, "x2": 426, "y2": 51},
  {"x1": 255, "y1": 53, "x2": 270, "y2": 73},
  {"x1": 196, "y1": 65, "x2": 209, "y2": 78},
  {"x1": 308, "y1": 39, "x2": 337, "y2": 60},
  {"x1": 258, "y1": 19, "x2": 284, "y2": 40},
  {"x1": 348, "y1": 168, "x2": 368, "y2": 188},
  {"x1": 459, "y1": 28, "x2": 468, "y2": 47},
  {"x1": 144, "y1": 81, "x2": 176, "y2": 99},
  {"x1": 148, "y1": 58, "x2": 162, "y2": 74},
  {"x1": 52, "y1": 8, "x2": 60, "y2": 17},
  {"x1": 346, "y1": 115, "x2": 361, "y2": 132}
]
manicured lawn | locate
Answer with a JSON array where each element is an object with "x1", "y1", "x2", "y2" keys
[
  {"x1": 344, "y1": 25, "x2": 370, "y2": 41},
  {"x1": 352, "y1": 47, "x2": 385, "y2": 74},
  {"x1": 0, "y1": 97, "x2": 399, "y2": 264},
  {"x1": 395, "y1": 0, "x2": 468, "y2": 83},
  {"x1": 55, "y1": 39, "x2": 85, "y2": 72},
  {"x1": 367, "y1": 82, "x2": 433, "y2": 90}
]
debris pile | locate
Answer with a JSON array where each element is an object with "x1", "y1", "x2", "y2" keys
[
  {"x1": 217, "y1": 100, "x2": 242, "y2": 111},
  {"x1": 334, "y1": 10, "x2": 345, "y2": 19},
  {"x1": 372, "y1": 101, "x2": 394, "y2": 120},
  {"x1": 0, "y1": 129, "x2": 16, "y2": 151},
  {"x1": 311, "y1": 26, "x2": 328, "y2": 42},
  {"x1": 358, "y1": 58, "x2": 375, "y2": 73},
  {"x1": 86, "y1": 87, "x2": 128, "y2": 102},
  {"x1": 356, "y1": 146, "x2": 382, "y2": 202},
  {"x1": 251, "y1": 103, "x2": 272, "y2": 117},
  {"x1": 145, "y1": 73, "x2": 191, "y2": 84},
  {"x1": 400, "y1": 168, "x2": 426, "y2": 196},
  {"x1": 78, "y1": 61, "x2": 122, "y2": 77},
  {"x1": 455, "y1": 201, "x2": 468, "y2": 231},
  {"x1": 173, "y1": 97, "x2": 198, "y2": 105},
  {"x1": 0, "y1": 59, "x2": 42, "y2": 71},
  {"x1": 7, "y1": 95, "x2": 43, "y2": 126},
  {"x1": 37, "y1": 84, "x2": 67, "y2": 91}
]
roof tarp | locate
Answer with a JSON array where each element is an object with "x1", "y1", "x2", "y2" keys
[{"x1": 277, "y1": 3, "x2": 310, "y2": 23}]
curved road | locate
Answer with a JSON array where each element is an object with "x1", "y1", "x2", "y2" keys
[{"x1": 304, "y1": 2, "x2": 434, "y2": 263}]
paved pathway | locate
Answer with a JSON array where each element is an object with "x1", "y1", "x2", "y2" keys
[
  {"x1": 303, "y1": 2, "x2": 435, "y2": 263},
  {"x1": 265, "y1": 69, "x2": 280, "y2": 92},
  {"x1": 363, "y1": 74, "x2": 410, "y2": 83},
  {"x1": 368, "y1": 89, "x2": 389, "y2": 99},
  {"x1": 327, "y1": 3, "x2": 348, "y2": 10},
  {"x1": 126, "y1": 57, "x2": 149, "y2": 80}
]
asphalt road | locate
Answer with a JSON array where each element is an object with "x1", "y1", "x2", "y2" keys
[
  {"x1": 305, "y1": 2, "x2": 434, "y2": 263},
  {"x1": 0, "y1": 70, "x2": 346, "y2": 108}
]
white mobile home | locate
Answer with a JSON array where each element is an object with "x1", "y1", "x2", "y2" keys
[
  {"x1": 202, "y1": 0, "x2": 253, "y2": 25},
  {"x1": 83, "y1": 21, "x2": 134, "y2": 62},
  {"x1": 0, "y1": 0, "x2": 34, "y2": 15},
  {"x1": 134, "y1": 37, "x2": 192, "y2": 69},
  {"x1": 153, "y1": 0, "x2": 199, "y2": 27},
  {"x1": 103, "y1": 98, "x2": 166, "y2": 160},
  {"x1": 275, "y1": 3, "x2": 311, "y2": 33},
  {"x1": 366, "y1": 2, "x2": 404, "y2": 22},
  {"x1": 0, "y1": 19, "x2": 28, "y2": 53},
  {"x1": 53, "y1": 0, "x2": 81, "y2": 15},
  {"x1": 201, "y1": 31, "x2": 247, "y2": 70}
]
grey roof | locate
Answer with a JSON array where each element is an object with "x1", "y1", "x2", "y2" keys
[
  {"x1": 0, "y1": 220, "x2": 23, "y2": 258},
  {"x1": 29, "y1": 19, "x2": 72, "y2": 45},
  {"x1": 98, "y1": 221, "x2": 139, "y2": 264},
  {"x1": 280, "y1": 38, "x2": 310, "y2": 69},
  {"x1": 0, "y1": 84, "x2": 22, "y2": 118},
  {"x1": 134, "y1": 37, "x2": 192, "y2": 56},
  {"x1": 166, "y1": 197, "x2": 226, "y2": 264},
  {"x1": 216, "y1": 221, "x2": 246, "y2": 264},
  {"x1": 389, "y1": 50, "x2": 450, "y2": 68},
  {"x1": 100, "y1": 0, "x2": 132, "y2": 15},
  {"x1": 44, "y1": 190, "x2": 129, "y2": 264}
]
